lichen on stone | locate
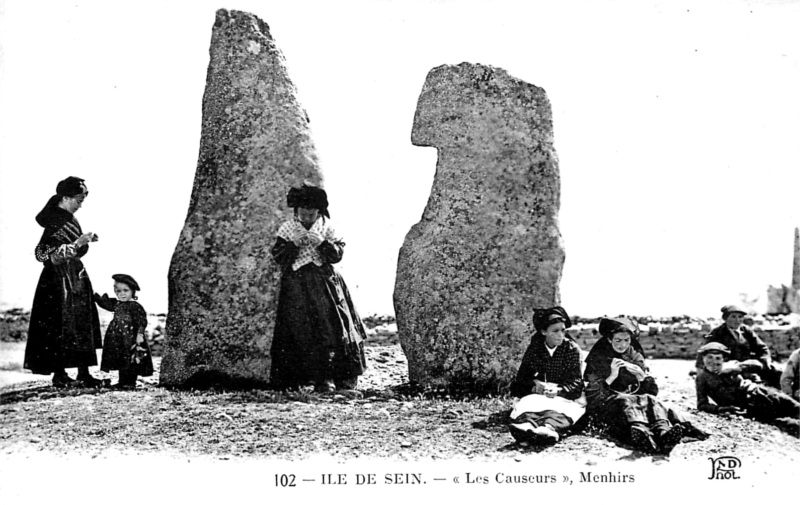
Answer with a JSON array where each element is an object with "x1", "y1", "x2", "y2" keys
[{"x1": 395, "y1": 63, "x2": 565, "y2": 392}]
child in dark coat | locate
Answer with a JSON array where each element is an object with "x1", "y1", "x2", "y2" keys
[
  {"x1": 94, "y1": 274, "x2": 153, "y2": 389},
  {"x1": 695, "y1": 342, "x2": 800, "y2": 429}
]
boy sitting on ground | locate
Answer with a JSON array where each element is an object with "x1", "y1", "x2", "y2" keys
[
  {"x1": 780, "y1": 347, "x2": 800, "y2": 401},
  {"x1": 695, "y1": 342, "x2": 800, "y2": 433}
]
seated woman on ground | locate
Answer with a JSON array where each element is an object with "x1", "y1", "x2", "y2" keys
[
  {"x1": 508, "y1": 306, "x2": 585, "y2": 445},
  {"x1": 584, "y1": 316, "x2": 707, "y2": 455}
]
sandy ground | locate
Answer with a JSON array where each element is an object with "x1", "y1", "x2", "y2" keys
[{"x1": 1, "y1": 341, "x2": 797, "y2": 504}]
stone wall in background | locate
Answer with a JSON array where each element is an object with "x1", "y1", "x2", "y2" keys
[
  {"x1": 3, "y1": 309, "x2": 798, "y2": 363},
  {"x1": 568, "y1": 320, "x2": 800, "y2": 361}
]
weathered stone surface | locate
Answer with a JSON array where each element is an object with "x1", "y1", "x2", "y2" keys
[
  {"x1": 767, "y1": 228, "x2": 800, "y2": 315},
  {"x1": 793, "y1": 227, "x2": 800, "y2": 290},
  {"x1": 394, "y1": 63, "x2": 564, "y2": 390},
  {"x1": 161, "y1": 9, "x2": 322, "y2": 387},
  {"x1": 767, "y1": 285, "x2": 800, "y2": 315}
]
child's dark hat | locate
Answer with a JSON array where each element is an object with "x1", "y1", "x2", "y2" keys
[
  {"x1": 697, "y1": 342, "x2": 730, "y2": 356},
  {"x1": 112, "y1": 274, "x2": 140, "y2": 291}
]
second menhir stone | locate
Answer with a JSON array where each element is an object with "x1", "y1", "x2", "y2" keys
[{"x1": 394, "y1": 63, "x2": 566, "y2": 392}]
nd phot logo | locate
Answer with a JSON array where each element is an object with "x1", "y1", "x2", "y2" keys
[{"x1": 708, "y1": 456, "x2": 741, "y2": 480}]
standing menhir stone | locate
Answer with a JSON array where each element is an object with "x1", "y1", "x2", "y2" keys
[
  {"x1": 793, "y1": 227, "x2": 800, "y2": 291},
  {"x1": 766, "y1": 227, "x2": 800, "y2": 315},
  {"x1": 394, "y1": 63, "x2": 565, "y2": 391},
  {"x1": 785, "y1": 227, "x2": 800, "y2": 314},
  {"x1": 161, "y1": 9, "x2": 323, "y2": 387}
]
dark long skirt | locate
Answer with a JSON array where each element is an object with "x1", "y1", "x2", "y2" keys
[
  {"x1": 269, "y1": 262, "x2": 367, "y2": 389},
  {"x1": 606, "y1": 392, "x2": 670, "y2": 425},
  {"x1": 593, "y1": 393, "x2": 709, "y2": 442},
  {"x1": 591, "y1": 392, "x2": 670, "y2": 442},
  {"x1": 24, "y1": 260, "x2": 102, "y2": 374}
]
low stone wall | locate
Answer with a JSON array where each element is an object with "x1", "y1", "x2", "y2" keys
[
  {"x1": 0, "y1": 309, "x2": 28, "y2": 342},
  {"x1": 363, "y1": 318, "x2": 800, "y2": 361},
  {"x1": 5, "y1": 310, "x2": 799, "y2": 361},
  {"x1": 568, "y1": 324, "x2": 800, "y2": 361}
]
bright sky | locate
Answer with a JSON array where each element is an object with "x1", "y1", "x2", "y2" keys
[{"x1": 1, "y1": 0, "x2": 798, "y2": 319}]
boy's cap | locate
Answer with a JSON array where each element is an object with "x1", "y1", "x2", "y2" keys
[
  {"x1": 112, "y1": 273, "x2": 140, "y2": 291},
  {"x1": 698, "y1": 342, "x2": 730, "y2": 355},
  {"x1": 720, "y1": 304, "x2": 746, "y2": 318}
]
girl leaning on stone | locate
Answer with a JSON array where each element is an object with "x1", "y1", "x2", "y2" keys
[{"x1": 268, "y1": 183, "x2": 368, "y2": 393}]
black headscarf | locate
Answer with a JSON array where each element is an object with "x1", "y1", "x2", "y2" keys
[
  {"x1": 532, "y1": 306, "x2": 572, "y2": 332},
  {"x1": 286, "y1": 183, "x2": 329, "y2": 218},
  {"x1": 56, "y1": 176, "x2": 88, "y2": 197},
  {"x1": 598, "y1": 316, "x2": 639, "y2": 339},
  {"x1": 35, "y1": 176, "x2": 89, "y2": 229},
  {"x1": 584, "y1": 316, "x2": 647, "y2": 389}
]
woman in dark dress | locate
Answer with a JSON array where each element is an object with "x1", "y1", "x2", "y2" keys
[
  {"x1": 584, "y1": 316, "x2": 706, "y2": 454},
  {"x1": 269, "y1": 183, "x2": 368, "y2": 392},
  {"x1": 24, "y1": 176, "x2": 103, "y2": 387},
  {"x1": 508, "y1": 306, "x2": 585, "y2": 444}
]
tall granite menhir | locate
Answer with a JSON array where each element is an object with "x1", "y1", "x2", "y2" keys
[
  {"x1": 793, "y1": 226, "x2": 800, "y2": 291},
  {"x1": 767, "y1": 227, "x2": 800, "y2": 314},
  {"x1": 394, "y1": 63, "x2": 565, "y2": 391},
  {"x1": 161, "y1": 10, "x2": 323, "y2": 387}
]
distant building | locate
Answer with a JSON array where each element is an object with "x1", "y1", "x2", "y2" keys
[{"x1": 766, "y1": 227, "x2": 800, "y2": 314}]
